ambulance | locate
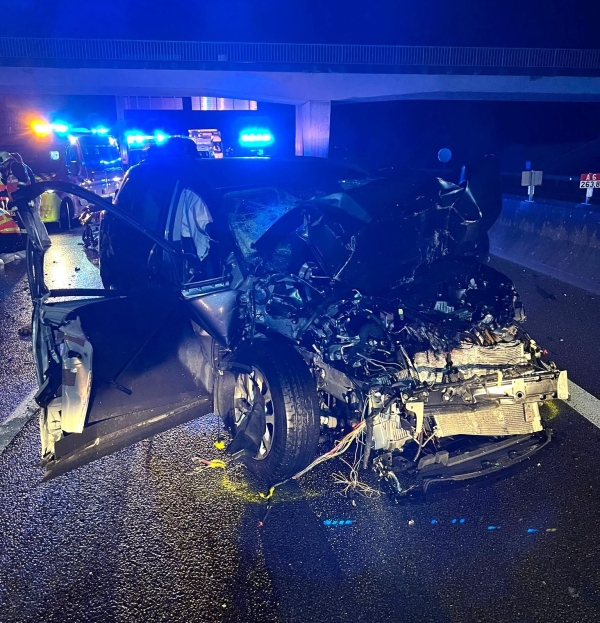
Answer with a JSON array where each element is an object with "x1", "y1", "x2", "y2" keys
[{"x1": 1, "y1": 123, "x2": 125, "y2": 228}]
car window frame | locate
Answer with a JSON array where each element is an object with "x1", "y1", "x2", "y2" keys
[{"x1": 11, "y1": 181, "x2": 185, "y2": 298}]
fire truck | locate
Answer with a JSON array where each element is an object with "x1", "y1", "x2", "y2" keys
[{"x1": 1, "y1": 124, "x2": 125, "y2": 228}]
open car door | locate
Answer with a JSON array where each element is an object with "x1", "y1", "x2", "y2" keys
[{"x1": 12, "y1": 182, "x2": 214, "y2": 480}]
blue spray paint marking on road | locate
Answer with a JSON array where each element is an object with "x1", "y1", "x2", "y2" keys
[
  {"x1": 323, "y1": 520, "x2": 354, "y2": 527},
  {"x1": 322, "y1": 516, "x2": 554, "y2": 533}
]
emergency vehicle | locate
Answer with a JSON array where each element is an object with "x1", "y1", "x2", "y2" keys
[
  {"x1": 188, "y1": 129, "x2": 223, "y2": 158},
  {"x1": 125, "y1": 130, "x2": 224, "y2": 163},
  {"x1": 125, "y1": 133, "x2": 164, "y2": 167},
  {"x1": 1, "y1": 124, "x2": 125, "y2": 228}
]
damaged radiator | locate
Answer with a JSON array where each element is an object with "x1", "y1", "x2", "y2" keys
[
  {"x1": 430, "y1": 402, "x2": 543, "y2": 437},
  {"x1": 414, "y1": 341, "x2": 529, "y2": 384}
]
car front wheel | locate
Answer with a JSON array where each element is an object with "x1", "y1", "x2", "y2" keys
[{"x1": 219, "y1": 341, "x2": 321, "y2": 484}]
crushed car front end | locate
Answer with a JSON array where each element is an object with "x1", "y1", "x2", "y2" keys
[
  {"x1": 287, "y1": 261, "x2": 568, "y2": 494},
  {"x1": 222, "y1": 156, "x2": 568, "y2": 492}
]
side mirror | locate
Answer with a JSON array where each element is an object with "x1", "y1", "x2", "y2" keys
[{"x1": 68, "y1": 161, "x2": 80, "y2": 176}]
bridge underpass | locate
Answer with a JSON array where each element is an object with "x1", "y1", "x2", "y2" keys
[{"x1": 1, "y1": 38, "x2": 600, "y2": 157}]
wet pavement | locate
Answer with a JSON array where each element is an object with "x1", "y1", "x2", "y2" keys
[
  {"x1": 0, "y1": 254, "x2": 35, "y2": 425},
  {"x1": 0, "y1": 232, "x2": 599, "y2": 623}
]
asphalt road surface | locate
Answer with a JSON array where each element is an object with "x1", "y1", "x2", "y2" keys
[{"x1": 1, "y1": 232, "x2": 599, "y2": 623}]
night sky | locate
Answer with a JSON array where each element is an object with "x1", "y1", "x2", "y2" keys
[{"x1": 5, "y1": 0, "x2": 600, "y2": 48}]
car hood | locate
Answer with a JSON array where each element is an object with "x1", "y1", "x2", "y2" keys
[{"x1": 251, "y1": 156, "x2": 501, "y2": 296}]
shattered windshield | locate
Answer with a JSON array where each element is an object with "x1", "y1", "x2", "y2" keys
[
  {"x1": 225, "y1": 187, "x2": 299, "y2": 258},
  {"x1": 221, "y1": 160, "x2": 375, "y2": 259}
]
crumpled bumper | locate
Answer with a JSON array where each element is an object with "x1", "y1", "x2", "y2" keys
[{"x1": 416, "y1": 429, "x2": 552, "y2": 492}]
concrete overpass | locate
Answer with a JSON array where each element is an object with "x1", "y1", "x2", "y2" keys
[{"x1": 1, "y1": 38, "x2": 599, "y2": 157}]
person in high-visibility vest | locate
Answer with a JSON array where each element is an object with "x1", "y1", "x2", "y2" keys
[
  {"x1": 0, "y1": 151, "x2": 30, "y2": 254},
  {"x1": 0, "y1": 151, "x2": 31, "y2": 200},
  {"x1": 0, "y1": 208, "x2": 20, "y2": 234},
  {"x1": 0, "y1": 205, "x2": 24, "y2": 254},
  {"x1": 12, "y1": 153, "x2": 36, "y2": 186}
]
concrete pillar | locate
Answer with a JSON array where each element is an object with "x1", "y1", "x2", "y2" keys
[
  {"x1": 295, "y1": 101, "x2": 331, "y2": 158},
  {"x1": 115, "y1": 96, "x2": 128, "y2": 166}
]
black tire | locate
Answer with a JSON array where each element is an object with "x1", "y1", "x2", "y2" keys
[
  {"x1": 59, "y1": 197, "x2": 73, "y2": 230},
  {"x1": 221, "y1": 341, "x2": 321, "y2": 484}
]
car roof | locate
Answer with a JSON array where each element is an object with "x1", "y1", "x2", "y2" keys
[{"x1": 136, "y1": 155, "x2": 370, "y2": 192}]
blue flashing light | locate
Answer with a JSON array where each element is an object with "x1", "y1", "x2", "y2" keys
[
  {"x1": 126, "y1": 133, "x2": 151, "y2": 145},
  {"x1": 51, "y1": 122, "x2": 70, "y2": 134},
  {"x1": 93, "y1": 127, "x2": 109, "y2": 134},
  {"x1": 239, "y1": 128, "x2": 274, "y2": 147},
  {"x1": 430, "y1": 519, "x2": 437, "y2": 525},
  {"x1": 126, "y1": 132, "x2": 170, "y2": 146}
]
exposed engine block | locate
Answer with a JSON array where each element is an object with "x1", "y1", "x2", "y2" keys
[{"x1": 250, "y1": 258, "x2": 566, "y2": 458}]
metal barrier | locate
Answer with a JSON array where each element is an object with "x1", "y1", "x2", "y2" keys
[
  {"x1": 490, "y1": 196, "x2": 600, "y2": 294},
  {"x1": 0, "y1": 38, "x2": 599, "y2": 69}
]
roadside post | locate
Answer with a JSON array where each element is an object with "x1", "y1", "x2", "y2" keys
[
  {"x1": 521, "y1": 169, "x2": 543, "y2": 202},
  {"x1": 579, "y1": 173, "x2": 600, "y2": 205}
]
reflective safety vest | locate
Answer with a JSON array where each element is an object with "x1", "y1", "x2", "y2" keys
[
  {"x1": 0, "y1": 210, "x2": 20, "y2": 234},
  {"x1": 34, "y1": 172, "x2": 55, "y2": 182}
]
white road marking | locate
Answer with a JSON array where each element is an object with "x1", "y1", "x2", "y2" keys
[
  {"x1": 567, "y1": 380, "x2": 600, "y2": 429},
  {"x1": 0, "y1": 387, "x2": 38, "y2": 454},
  {"x1": 0, "y1": 382, "x2": 599, "y2": 459}
]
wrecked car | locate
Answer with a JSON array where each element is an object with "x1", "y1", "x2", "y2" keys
[{"x1": 12, "y1": 155, "x2": 568, "y2": 492}]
